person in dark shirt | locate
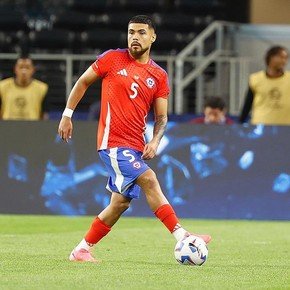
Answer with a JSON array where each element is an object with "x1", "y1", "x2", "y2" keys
[{"x1": 191, "y1": 97, "x2": 234, "y2": 125}]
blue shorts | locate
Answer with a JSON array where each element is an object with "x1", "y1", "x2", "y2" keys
[{"x1": 98, "y1": 147, "x2": 150, "y2": 199}]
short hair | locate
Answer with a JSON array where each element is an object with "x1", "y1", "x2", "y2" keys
[
  {"x1": 16, "y1": 54, "x2": 34, "y2": 65},
  {"x1": 204, "y1": 97, "x2": 226, "y2": 110},
  {"x1": 128, "y1": 15, "x2": 156, "y2": 32},
  {"x1": 265, "y1": 46, "x2": 288, "y2": 65}
]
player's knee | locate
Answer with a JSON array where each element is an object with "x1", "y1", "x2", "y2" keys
[
  {"x1": 141, "y1": 171, "x2": 158, "y2": 190},
  {"x1": 112, "y1": 200, "x2": 130, "y2": 213}
]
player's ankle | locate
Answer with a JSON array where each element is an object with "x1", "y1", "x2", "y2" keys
[
  {"x1": 75, "y1": 238, "x2": 92, "y2": 251},
  {"x1": 172, "y1": 227, "x2": 187, "y2": 241}
]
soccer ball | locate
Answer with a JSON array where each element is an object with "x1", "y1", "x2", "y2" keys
[{"x1": 174, "y1": 235, "x2": 208, "y2": 266}]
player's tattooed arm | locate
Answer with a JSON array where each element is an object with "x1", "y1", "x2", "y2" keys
[
  {"x1": 142, "y1": 97, "x2": 168, "y2": 160},
  {"x1": 152, "y1": 97, "x2": 168, "y2": 144},
  {"x1": 153, "y1": 114, "x2": 168, "y2": 144}
]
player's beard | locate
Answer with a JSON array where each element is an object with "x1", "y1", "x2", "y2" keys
[{"x1": 129, "y1": 45, "x2": 149, "y2": 58}]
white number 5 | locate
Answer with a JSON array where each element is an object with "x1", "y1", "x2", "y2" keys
[
  {"x1": 123, "y1": 150, "x2": 135, "y2": 163},
  {"x1": 129, "y1": 82, "x2": 139, "y2": 99}
]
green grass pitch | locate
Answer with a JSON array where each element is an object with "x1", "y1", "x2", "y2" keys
[{"x1": 0, "y1": 215, "x2": 289, "y2": 290}]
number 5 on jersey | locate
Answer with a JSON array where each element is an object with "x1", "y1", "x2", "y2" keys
[{"x1": 129, "y1": 82, "x2": 139, "y2": 99}]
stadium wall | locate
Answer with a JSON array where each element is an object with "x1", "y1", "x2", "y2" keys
[
  {"x1": 0, "y1": 121, "x2": 290, "y2": 220},
  {"x1": 250, "y1": 0, "x2": 290, "y2": 24}
]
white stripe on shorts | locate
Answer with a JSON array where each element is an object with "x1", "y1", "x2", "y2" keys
[{"x1": 108, "y1": 147, "x2": 124, "y2": 193}]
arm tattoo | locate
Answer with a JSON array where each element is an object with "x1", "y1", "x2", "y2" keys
[{"x1": 153, "y1": 115, "x2": 168, "y2": 143}]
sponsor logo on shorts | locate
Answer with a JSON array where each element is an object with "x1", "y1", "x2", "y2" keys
[{"x1": 133, "y1": 161, "x2": 141, "y2": 169}]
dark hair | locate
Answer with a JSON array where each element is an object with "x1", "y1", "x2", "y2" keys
[
  {"x1": 204, "y1": 97, "x2": 226, "y2": 110},
  {"x1": 18, "y1": 53, "x2": 31, "y2": 59},
  {"x1": 15, "y1": 54, "x2": 34, "y2": 65},
  {"x1": 265, "y1": 46, "x2": 288, "y2": 65},
  {"x1": 128, "y1": 15, "x2": 156, "y2": 32}
]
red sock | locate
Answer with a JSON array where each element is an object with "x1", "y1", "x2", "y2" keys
[
  {"x1": 154, "y1": 204, "x2": 180, "y2": 233},
  {"x1": 85, "y1": 217, "x2": 111, "y2": 245}
]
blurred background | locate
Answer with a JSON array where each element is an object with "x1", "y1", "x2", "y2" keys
[{"x1": 1, "y1": 0, "x2": 290, "y2": 119}]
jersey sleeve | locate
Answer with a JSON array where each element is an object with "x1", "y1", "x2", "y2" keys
[
  {"x1": 154, "y1": 72, "x2": 170, "y2": 99},
  {"x1": 91, "y1": 49, "x2": 114, "y2": 78}
]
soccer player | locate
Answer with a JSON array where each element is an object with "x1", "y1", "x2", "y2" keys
[
  {"x1": 239, "y1": 46, "x2": 290, "y2": 125},
  {"x1": 58, "y1": 15, "x2": 211, "y2": 263}
]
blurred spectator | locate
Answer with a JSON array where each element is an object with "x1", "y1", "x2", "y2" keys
[
  {"x1": 239, "y1": 46, "x2": 290, "y2": 125},
  {"x1": 190, "y1": 96, "x2": 234, "y2": 124},
  {"x1": 0, "y1": 55, "x2": 49, "y2": 120}
]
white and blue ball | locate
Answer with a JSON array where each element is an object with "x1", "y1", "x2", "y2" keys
[{"x1": 174, "y1": 235, "x2": 208, "y2": 266}]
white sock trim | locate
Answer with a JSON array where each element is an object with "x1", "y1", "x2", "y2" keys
[
  {"x1": 172, "y1": 228, "x2": 187, "y2": 241},
  {"x1": 75, "y1": 238, "x2": 91, "y2": 251}
]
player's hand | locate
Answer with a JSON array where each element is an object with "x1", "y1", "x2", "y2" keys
[
  {"x1": 58, "y1": 116, "x2": 73, "y2": 143},
  {"x1": 142, "y1": 141, "x2": 159, "y2": 160}
]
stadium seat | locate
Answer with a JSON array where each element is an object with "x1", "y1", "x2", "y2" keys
[
  {"x1": 158, "y1": 13, "x2": 202, "y2": 33},
  {"x1": 0, "y1": 31, "x2": 13, "y2": 53},
  {"x1": 0, "y1": 10, "x2": 27, "y2": 31},
  {"x1": 175, "y1": 0, "x2": 222, "y2": 11},
  {"x1": 80, "y1": 28, "x2": 126, "y2": 50},
  {"x1": 69, "y1": 0, "x2": 109, "y2": 13},
  {"x1": 28, "y1": 29, "x2": 75, "y2": 52},
  {"x1": 52, "y1": 11, "x2": 95, "y2": 31},
  {"x1": 153, "y1": 30, "x2": 195, "y2": 54},
  {"x1": 120, "y1": 0, "x2": 165, "y2": 13},
  {"x1": 106, "y1": 12, "x2": 143, "y2": 30}
]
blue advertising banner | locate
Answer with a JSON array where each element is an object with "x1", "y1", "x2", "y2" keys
[{"x1": 0, "y1": 121, "x2": 289, "y2": 220}]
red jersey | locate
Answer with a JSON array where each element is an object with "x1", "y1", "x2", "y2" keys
[{"x1": 92, "y1": 49, "x2": 170, "y2": 152}]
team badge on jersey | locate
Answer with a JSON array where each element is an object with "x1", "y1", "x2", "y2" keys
[{"x1": 146, "y1": 77, "x2": 155, "y2": 88}]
